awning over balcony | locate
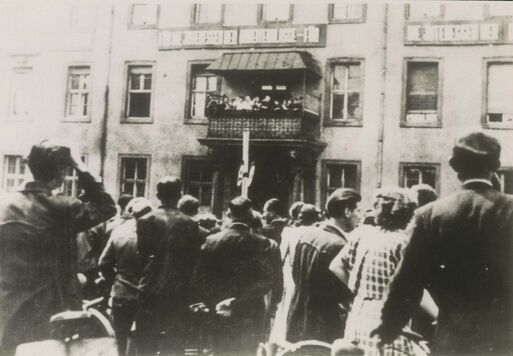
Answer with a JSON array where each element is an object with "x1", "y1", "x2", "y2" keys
[{"x1": 206, "y1": 51, "x2": 321, "y2": 77}]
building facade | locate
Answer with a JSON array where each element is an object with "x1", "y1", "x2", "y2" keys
[{"x1": 1, "y1": 1, "x2": 513, "y2": 215}]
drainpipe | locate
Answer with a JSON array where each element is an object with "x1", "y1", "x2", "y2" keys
[
  {"x1": 377, "y1": 3, "x2": 388, "y2": 188},
  {"x1": 99, "y1": 2, "x2": 115, "y2": 180}
]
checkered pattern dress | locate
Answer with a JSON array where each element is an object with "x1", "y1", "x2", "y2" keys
[{"x1": 336, "y1": 225, "x2": 416, "y2": 356}]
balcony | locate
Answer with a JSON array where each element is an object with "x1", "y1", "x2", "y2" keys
[{"x1": 198, "y1": 110, "x2": 324, "y2": 150}]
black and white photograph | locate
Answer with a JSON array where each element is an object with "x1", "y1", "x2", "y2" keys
[{"x1": 1, "y1": 0, "x2": 513, "y2": 355}]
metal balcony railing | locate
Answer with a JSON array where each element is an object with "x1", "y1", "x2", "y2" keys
[{"x1": 206, "y1": 110, "x2": 320, "y2": 141}]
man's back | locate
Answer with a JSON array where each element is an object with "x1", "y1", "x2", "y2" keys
[
  {"x1": 383, "y1": 182, "x2": 513, "y2": 354},
  {"x1": 287, "y1": 224, "x2": 350, "y2": 342}
]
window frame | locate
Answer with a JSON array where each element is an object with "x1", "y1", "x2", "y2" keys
[
  {"x1": 328, "y1": 3, "x2": 367, "y2": 24},
  {"x1": 8, "y1": 67, "x2": 34, "y2": 122},
  {"x1": 497, "y1": 166, "x2": 513, "y2": 194},
  {"x1": 398, "y1": 162, "x2": 441, "y2": 194},
  {"x1": 2, "y1": 155, "x2": 29, "y2": 192},
  {"x1": 122, "y1": 61, "x2": 156, "y2": 123},
  {"x1": 482, "y1": 57, "x2": 513, "y2": 130},
  {"x1": 128, "y1": 3, "x2": 160, "y2": 30},
  {"x1": 321, "y1": 159, "x2": 361, "y2": 208},
  {"x1": 324, "y1": 58, "x2": 365, "y2": 127},
  {"x1": 190, "y1": 4, "x2": 225, "y2": 27},
  {"x1": 63, "y1": 65, "x2": 92, "y2": 123},
  {"x1": 484, "y1": 3, "x2": 513, "y2": 19},
  {"x1": 184, "y1": 60, "x2": 220, "y2": 124},
  {"x1": 401, "y1": 58, "x2": 443, "y2": 128},
  {"x1": 259, "y1": 4, "x2": 294, "y2": 25},
  {"x1": 181, "y1": 155, "x2": 217, "y2": 211},
  {"x1": 118, "y1": 154, "x2": 151, "y2": 198},
  {"x1": 404, "y1": 3, "x2": 445, "y2": 20}
]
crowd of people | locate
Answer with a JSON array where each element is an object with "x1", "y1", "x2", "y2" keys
[
  {"x1": 1, "y1": 131, "x2": 513, "y2": 356},
  {"x1": 206, "y1": 94, "x2": 304, "y2": 116}
]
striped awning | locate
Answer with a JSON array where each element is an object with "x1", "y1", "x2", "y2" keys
[{"x1": 206, "y1": 51, "x2": 321, "y2": 77}]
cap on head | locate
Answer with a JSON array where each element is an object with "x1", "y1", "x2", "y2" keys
[
  {"x1": 27, "y1": 139, "x2": 73, "y2": 181},
  {"x1": 156, "y1": 176, "x2": 182, "y2": 202},
  {"x1": 325, "y1": 188, "x2": 361, "y2": 218},
  {"x1": 410, "y1": 184, "x2": 437, "y2": 207},
  {"x1": 449, "y1": 132, "x2": 501, "y2": 174},
  {"x1": 264, "y1": 198, "x2": 286, "y2": 217},
  {"x1": 177, "y1": 194, "x2": 200, "y2": 216},
  {"x1": 298, "y1": 204, "x2": 320, "y2": 226},
  {"x1": 228, "y1": 196, "x2": 252, "y2": 221},
  {"x1": 289, "y1": 201, "x2": 305, "y2": 221},
  {"x1": 126, "y1": 197, "x2": 152, "y2": 218}
]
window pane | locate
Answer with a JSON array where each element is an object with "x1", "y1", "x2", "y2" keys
[
  {"x1": 196, "y1": 4, "x2": 222, "y2": 24},
  {"x1": 421, "y1": 168, "x2": 437, "y2": 189},
  {"x1": 130, "y1": 73, "x2": 141, "y2": 90},
  {"x1": 348, "y1": 64, "x2": 361, "y2": 91},
  {"x1": 488, "y1": 63, "x2": 513, "y2": 114},
  {"x1": 71, "y1": 75, "x2": 80, "y2": 90},
  {"x1": 265, "y1": 4, "x2": 290, "y2": 22},
  {"x1": 344, "y1": 165, "x2": 358, "y2": 189},
  {"x1": 136, "y1": 183, "x2": 146, "y2": 197},
  {"x1": 328, "y1": 166, "x2": 342, "y2": 188},
  {"x1": 348, "y1": 93, "x2": 361, "y2": 118},
  {"x1": 498, "y1": 170, "x2": 513, "y2": 194},
  {"x1": 7, "y1": 157, "x2": 17, "y2": 174},
  {"x1": 405, "y1": 168, "x2": 421, "y2": 187},
  {"x1": 189, "y1": 184, "x2": 200, "y2": 198},
  {"x1": 200, "y1": 184, "x2": 212, "y2": 206},
  {"x1": 194, "y1": 76, "x2": 207, "y2": 91},
  {"x1": 192, "y1": 93, "x2": 206, "y2": 118},
  {"x1": 143, "y1": 74, "x2": 152, "y2": 90},
  {"x1": 81, "y1": 74, "x2": 89, "y2": 90},
  {"x1": 333, "y1": 4, "x2": 363, "y2": 20},
  {"x1": 333, "y1": 65, "x2": 347, "y2": 91},
  {"x1": 407, "y1": 62, "x2": 438, "y2": 111},
  {"x1": 224, "y1": 4, "x2": 258, "y2": 26},
  {"x1": 124, "y1": 159, "x2": 136, "y2": 179},
  {"x1": 123, "y1": 182, "x2": 134, "y2": 195},
  {"x1": 82, "y1": 94, "x2": 88, "y2": 116},
  {"x1": 136, "y1": 159, "x2": 147, "y2": 179},
  {"x1": 19, "y1": 161, "x2": 26, "y2": 175},
  {"x1": 129, "y1": 93, "x2": 151, "y2": 117},
  {"x1": 332, "y1": 93, "x2": 345, "y2": 119},
  {"x1": 207, "y1": 76, "x2": 217, "y2": 92}
]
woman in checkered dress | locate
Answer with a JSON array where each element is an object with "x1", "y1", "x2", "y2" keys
[{"x1": 330, "y1": 187, "x2": 420, "y2": 356}]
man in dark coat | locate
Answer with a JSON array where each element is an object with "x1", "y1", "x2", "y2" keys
[
  {"x1": 262, "y1": 198, "x2": 288, "y2": 245},
  {"x1": 193, "y1": 196, "x2": 276, "y2": 355},
  {"x1": 136, "y1": 176, "x2": 202, "y2": 355},
  {"x1": 0, "y1": 140, "x2": 116, "y2": 355},
  {"x1": 373, "y1": 132, "x2": 513, "y2": 355},
  {"x1": 287, "y1": 188, "x2": 360, "y2": 343}
]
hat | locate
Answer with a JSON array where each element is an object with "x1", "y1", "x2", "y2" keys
[
  {"x1": 156, "y1": 176, "x2": 182, "y2": 200},
  {"x1": 126, "y1": 198, "x2": 152, "y2": 218},
  {"x1": 449, "y1": 132, "x2": 501, "y2": 173},
  {"x1": 325, "y1": 188, "x2": 361, "y2": 215}
]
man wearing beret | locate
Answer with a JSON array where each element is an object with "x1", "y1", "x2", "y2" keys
[
  {"x1": 0, "y1": 140, "x2": 117, "y2": 355},
  {"x1": 373, "y1": 132, "x2": 513, "y2": 355},
  {"x1": 287, "y1": 188, "x2": 361, "y2": 343}
]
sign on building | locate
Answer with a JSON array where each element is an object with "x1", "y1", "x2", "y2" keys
[
  {"x1": 405, "y1": 20, "x2": 513, "y2": 45},
  {"x1": 158, "y1": 25, "x2": 327, "y2": 49}
]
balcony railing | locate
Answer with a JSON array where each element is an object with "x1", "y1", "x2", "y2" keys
[{"x1": 206, "y1": 110, "x2": 320, "y2": 142}]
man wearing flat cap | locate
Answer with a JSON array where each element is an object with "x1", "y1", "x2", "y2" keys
[
  {"x1": 373, "y1": 132, "x2": 513, "y2": 355},
  {"x1": 0, "y1": 140, "x2": 117, "y2": 355},
  {"x1": 136, "y1": 176, "x2": 202, "y2": 355},
  {"x1": 287, "y1": 188, "x2": 361, "y2": 343}
]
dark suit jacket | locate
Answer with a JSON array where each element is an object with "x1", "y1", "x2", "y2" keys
[
  {"x1": 287, "y1": 222, "x2": 353, "y2": 343},
  {"x1": 0, "y1": 173, "x2": 116, "y2": 350},
  {"x1": 137, "y1": 206, "x2": 202, "y2": 310},
  {"x1": 262, "y1": 218, "x2": 288, "y2": 245},
  {"x1": 379, "y1": 181, "x2": 513, "y2": 355}
]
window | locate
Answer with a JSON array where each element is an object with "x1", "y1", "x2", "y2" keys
[
  {"x1": 486, "y1": 3, "x2": 513, "y2": 18},
  {"x1": 263, "y1": 4, "x2": 292, "y2": 22},
  {"x1": 126, "y1": 65, "x2": 153, "y2": 120},
  {"x1": 119, "y1": 156, "x2": 150, "y2": 197},
  {"x1": 65, "y1": 66, "x2": 90, "y2": 120},
  {"x1": 399, "y1": 163, "x2": 440, "y2": 193},
  {"x1": 329, "y1": 4, "x2": 366, "y2": 23},
  {"x1": 130, "y1": 4, "x2": 159, "y2": 28},
  {"x1": 497, "y1": 168, "x2": 513, "y2": 194},
  {"x1": 3, "y1": 156, "x2": 28, "y2": 192},
  {"x1": 189, "y1": 63, "x2": 219, "y2": 119},
  {"x1": 321, "y1": 160, "x2": 360, "y2": 206},
  {"x1": 60, "y1": 155, "x2": 87, "y2": 197},
  {"x1": 484, "y1": 61, "x2": 513, "y2": 128},
  {"x1": 328, "y1": 61, "x2": 363, "y2": 123},
  {"x1": 183, "y1": 158, "x2": 215, "y2": 208},
  {"x1": 224, "y1": 4, "x2": 257, "y2": 26},
  {"x1": 9, "y1": 68, "x2": 33, "y2": 119},
  {"x1": 193, "y1": 4, "x2": 223, "y2": 24},
  {"x1": 406, "y1": 3, "x2": 444, "y2": 19},
  {"x1": 404, "y1": 60, "x2": 441, "y2": 126}
]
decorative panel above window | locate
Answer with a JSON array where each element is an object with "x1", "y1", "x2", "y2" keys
[
  {"x1": 263, "y1": 4, "x2": 292, "y2": 23},
  {"x1": 403, "y1": 60, "x2": 441, "y2": 127},
  {"x1": 9, "y1": 68, "x2": 33, "y2": 120},
  {"x1": 484, "y1": 61, "x2": 513, "y2": 129},
  {"x1": 406, "y1": 3, "x2": 444, "y2": 19},
  {"x1": 329, "y1": 4, "x2": 366, "y2": 23},
  {"x1": 193, "y1": 4, "x2": 223, "y2": 25},
  {"x1": 130, "y1": 4, "x2": 159, "y2": 28}
]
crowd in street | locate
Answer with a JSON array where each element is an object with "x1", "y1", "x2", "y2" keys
[{"x1": 1, "y1": 131, "x2": 513, "y2": 356}]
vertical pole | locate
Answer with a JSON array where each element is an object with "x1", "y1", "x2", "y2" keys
[
  {"x1": 377, "y1": 3, "x2": 389, "y2": 188},
  {"x1": 241, "y1": 128, "x2": 250, "y2": 198}
]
